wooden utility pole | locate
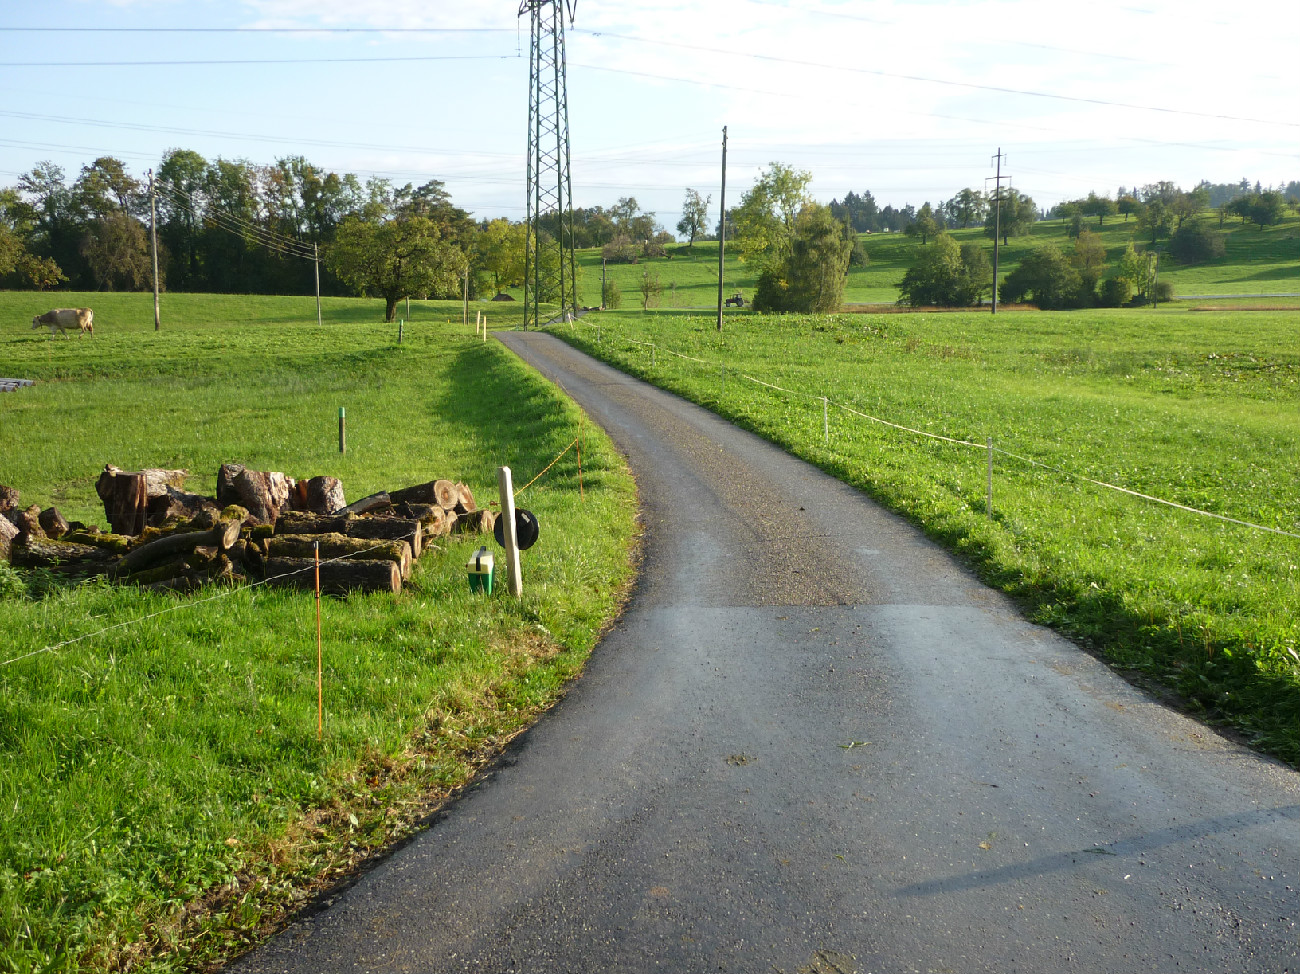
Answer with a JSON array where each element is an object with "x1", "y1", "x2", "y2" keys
[
  {"x1": 990, "y1": 148, "x2": 1006, "y2": 315},
  {"x1": 716, "y1": 125, "x2": 728, "y2": 332},
  {"x1": 463, "y1": 266, "x2": 469, "y2": 327},
  {"x1": 148, "y1": 170, "x2": 160, "y2": 331},
  {"x1": 314, "y1": 243, "x2": 322, "y2": 327}
]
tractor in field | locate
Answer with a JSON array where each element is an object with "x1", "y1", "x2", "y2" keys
[{"x1": 725, "y1": 292, "x2": 745, "y2": 308}]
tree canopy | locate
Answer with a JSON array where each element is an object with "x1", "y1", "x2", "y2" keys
[
  {"x1": 753, "y1": 203, "x2": 851, "y2": 313},
  {"x1": 327, "y1": 214, "x2": 462, "y2": 321}
]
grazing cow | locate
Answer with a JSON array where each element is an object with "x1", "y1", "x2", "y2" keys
[{"x1": 32, "y1": 308, "x2": 93, "y2": 336}]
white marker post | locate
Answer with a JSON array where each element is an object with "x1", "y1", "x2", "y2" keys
[{"x1": 497, "y1": 466, "x2": 523, "y2": 597}]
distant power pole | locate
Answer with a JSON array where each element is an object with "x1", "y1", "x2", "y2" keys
[
  {"x1": 716, "y1": 125, "x2": 728, "y2": 333},
  {"x1": 520, "y1": 0, "x2": 579, "y2": 330},
  {"x1": 988, "y1": 148, "x2": 1008, "y2": 314},
  {"x1": 148, "y1": 170, "x2": 160, "y2": 331}
]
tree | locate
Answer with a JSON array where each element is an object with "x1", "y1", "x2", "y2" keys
[
  {"x1": 1247, "y1": 191, "x2": 1287, "y2": 228},
  {"x1": 1136, "y1": 200, "x2": 1173, "y2": 244},
  {"x1": 906, "y1": 202, "x2": 940, "y2": 244},
  {"x1": 73, "y1": 157, "x2": 140, "y2": 219},
  {"x1": 1169, "y1": 187, "x2": 1208, "y2": 229},
  {"x1": 753, "y1": 204, "x2": 851, "y2": 313},
  {"x1": 638, "y1": 269, "x2": 662, "y2": 310},
  {"x1": 984, "y1": 188, "x2": 1037, "y2": 244},
  {"x1": 897, "y1": 233, "x2": 964, "y2": 306},
  {"x1": 1117, "y1": 194, "x2": 1140, "y2": 221},
  {"x1": 897, "y1": 233, "x2": 991, "y2": 307},
  {"x1": 81, "y1": 212, "x2": 153, "y2": 291},
  {"x1": 957, "y1": 244, "x2": 993, "y2": 306},
  {"x1": 1080, "y1": 192, "x2": 1118, "y2": 226},
  {"x1": 1169, "y1": 223, "x2": 1226, "y2": 263},
  {"x1": 1116, "y1": 242, "x2": 1149, "y2": 297},
  {"x1": 946, "y1": 188, "x2": 987, "y2": 229},
  {"x1": 328, "y1": 214, "x2": 462, "y2": 321},
  {"x1": 474, "y1": 218, "x2": 526, "y2": 294},
  {"x1": 999, "y1": 244, "x2": 1082, "y2": 309},
  {"x1": 733, "y1": 162, "x2": 813, "y2": 271},
  {"x1": 676, "y1": 188, "x2": 710, "y2": 248},
  {"x1": 1071, "y1": 229, "x2": 1107, "y2": 290}
]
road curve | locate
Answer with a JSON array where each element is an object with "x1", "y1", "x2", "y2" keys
[{"x1": 233, "y1": 331, "x2": 1299, "y2": 974}]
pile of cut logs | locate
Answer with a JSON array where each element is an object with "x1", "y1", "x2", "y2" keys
[{"x1": 0, "y1": 464, "x2": 496, "y2": 595}]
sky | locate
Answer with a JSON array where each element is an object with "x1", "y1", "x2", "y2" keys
[{"x1": 1, "y1": 0, "x2": 1296, "y2": 234}]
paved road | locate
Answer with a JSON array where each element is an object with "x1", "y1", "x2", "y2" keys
[{"x1": 234, "y1": 332, "x2": 1299, "y2": 974}]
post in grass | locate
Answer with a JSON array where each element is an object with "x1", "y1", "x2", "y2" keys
[
  {"x1": 496, "y1": 466, "x2": 524, "y2": 597},
  {"x1": 987, "y1": 436, "x2": 994, "y2": 518},
  {"x1": 338, "y1": 407, "x2": 346, "y2": 454},
  {"x1": 314, "y1": 541, "x2": 323, "y2": 740}
]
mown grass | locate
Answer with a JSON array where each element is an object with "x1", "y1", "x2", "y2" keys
[
  {"x1": 0, "y1": 292, "x2": 638, "y2": 972},
  {"x1": 549, "y1": 305, "x2": 1300, "y2": 762}
]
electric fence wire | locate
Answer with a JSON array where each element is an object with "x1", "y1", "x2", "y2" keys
[
  {"x1": 594, "y1": 322, "x2": 1299, "y2": 540},
  {"x1": 0, "y1": 531, "x2": 420, "y2": 669},
  {"x1": 3, "y1": 429, "x2": 590, "y2": 670}
]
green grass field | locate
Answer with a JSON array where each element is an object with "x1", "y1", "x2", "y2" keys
[
  {"x1": 548, "y1": 304, "x2": 1300, "y2": 765},
  {"x1": 0, "y1": 292, "x2": 637, "y2": 972},
  {"x1": 502, "y1": 209, "x2": 1300, "y2": 310}
]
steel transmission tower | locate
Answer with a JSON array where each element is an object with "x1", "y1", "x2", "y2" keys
[{"x1": 520, "y1": 0, "x2": 579, "y2": 329}]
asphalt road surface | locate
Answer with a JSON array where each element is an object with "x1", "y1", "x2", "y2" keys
[{"x1": 233, "y1": 331, "x2": 1299, "y2": 974}]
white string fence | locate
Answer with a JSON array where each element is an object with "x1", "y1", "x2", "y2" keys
[{"x1": 583, "y1": 321, "x2": 1300, "y2": 542}]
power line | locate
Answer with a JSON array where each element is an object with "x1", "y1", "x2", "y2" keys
[
  {"x1": 572, "y1": 30, "x2": 1300, "y2": 130},
  {"x1": 0, "y1": 26, "x2": 517, "y2": 33},
  {"x1": 0, "y1": 53, "x2": 520, "y2": 67}
]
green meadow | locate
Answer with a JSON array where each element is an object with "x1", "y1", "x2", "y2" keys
[
  {"x1": 0, "y1": 292, "x2": 637, "y2": 972},
  {"x1": 550, "y1": 304, "x2": 1300, "y2": 763},
  {"x1": 540, "y1": 209, "x2": 1300, "y2": 310}
]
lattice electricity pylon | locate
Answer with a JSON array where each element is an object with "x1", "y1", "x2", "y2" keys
[{"x1": 520, "y1": 0, "x2": 579, "y2": 329}]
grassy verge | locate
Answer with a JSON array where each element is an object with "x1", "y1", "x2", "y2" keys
[
  {"x1": 0, "y1": 293, "x2": 638, "y2": 972},
  {"x1": 548, "y1": 306, "x2": 1300, "y2": 762}
]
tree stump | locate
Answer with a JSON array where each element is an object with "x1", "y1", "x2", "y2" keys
[{"x1": 96, "y1": 470, "x2": 148, "y2": 535}]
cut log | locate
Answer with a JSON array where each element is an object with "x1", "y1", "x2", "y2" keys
[
  {"x1": 146, "y1": 487, "x2": 219, "y2": 527},
  {"x1": 396, "y1": 502, "x2": 447, "y2": 537},
  {"x1": 0, "y1": 485, "x2": 18, "y2": 514},
  {"x1": 97, "y1": 471, "x2": 148, "y2": 536},
  {"x1": 264, "y1": 557, "x2": 402, "y2": 596},
  {"x1": 37, "y1": 507, "x2": 70, "y2": 540},
  {"x1": 0, "y1": 516, "x2": 18, "y2": 562},
  {"x1": 61, "y1": 529, "x2": 132, "y2": 554},
  {"x1": 453, "y1": 483, "x2": 476, "y2": 516},
  {"x1": 388, "y1": 480, "x2": 439, "y2": 506},
  {"x1": 129, "y1": 554, "x2": 238, "y2": 591},
  {"x1": 266, "y1": 532, "x2": 412, "y2": 580},
  {"x1": 343, "y1": 491, "x2": 392, "y2": 516},
  {"x1": 233, "y1": 469, "x2": 279, "y2": 525},
  {"x1": 96, "y1": 465, "x2": 188, "y2": 534},
  {"x1": 434, "y1": 479, "x2": 459, "y2": 510},
  {"x1": 346, "y1": 517, "x2": 422, "y2": 558},
  {"x1": 12, "y1": 505, "x2": 46, "y2": 543},
  {"x1": 114, "y1": 517, "x2": 242, "y2": 576},
  {"x1": 11, "y1": 537, "x2": 115, "y2": 575},
  {"x1": 304, "y1": 476, "x2": 346, "y2": 515},
  {"x1": 274, "y1": 512, "x2": 354, "y2": 536},
  {"x1": 97, "y1": 465, "x2": 188, "y2": 501}
]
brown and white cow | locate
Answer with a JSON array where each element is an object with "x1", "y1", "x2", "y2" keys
[{"x1": 32, "y1": 308, "x2": 93, "y2": 336}]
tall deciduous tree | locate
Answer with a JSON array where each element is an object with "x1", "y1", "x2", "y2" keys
[
  {"x1": 676, "y1": 188, "x2": 710, "y2": 248},
  {"x1": 984, "y1": 188, "x2": 1037, "y2": 244},
  {"x1": 328, "y1": 214, "x2": 462, "y2": 321},
  {"x1": 474, "y1": 218, "x2": 526, "y2": 295},
  {"x1": 734, "y1": 162, "x2": 813, "y2": 271},
  {"x1": 1080, "y1": 192, "x2": 1118, "y2": 226},
  {"x1": 753, "y1": 203, "x2": 851, "y2": 313},
  {"x1": 946, "y1": 188, "x2": 988, "y2": 229}
]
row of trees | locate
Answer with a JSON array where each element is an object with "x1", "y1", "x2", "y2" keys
[
  {"x1": 0, "y1": 152, "x2": 553, "y2": 318},
  {"x1": 898, "y1": 228, "x2": 1166, "y2": 311}
]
